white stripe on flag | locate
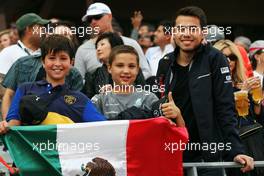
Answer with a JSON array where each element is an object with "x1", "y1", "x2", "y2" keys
[{"x1": 57, "y1": 120, "x2": 129, "y2": 176}]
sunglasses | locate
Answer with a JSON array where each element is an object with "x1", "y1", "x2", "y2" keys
[
  {"x1": 225, "y1": 54, "x2": 238, "y2": 61},
  {"x1": 87, "y1": 14, "x2": 105, "y2": 23}
]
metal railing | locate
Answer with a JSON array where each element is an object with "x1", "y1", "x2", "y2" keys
[
  {"x1": 1, "y1": 144, "x2": 264, "y2": 176},
  {"x1": 184, "y1": 161, "x2": 264, "y2": 176}
]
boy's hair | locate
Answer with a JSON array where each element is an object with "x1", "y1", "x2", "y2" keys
[
  {"x1": 109, "y1": 45, "x2": 139, "y2": 66},
  {"x1": 41, "y1": 34, "x2": 75, "y2": 60},
  {"x1": 95, "y1": 32, "x2": 124, "y2": 49},
  {"x1": 175, "y1": 6, "x2": 207, "y2": 28}
]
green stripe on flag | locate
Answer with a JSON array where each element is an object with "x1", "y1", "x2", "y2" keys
[{"x1": 4, "y1": 125, "x2": 62, "y2": 176}]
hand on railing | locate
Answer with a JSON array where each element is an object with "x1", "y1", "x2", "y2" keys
[{"x1": 234, "y1": 154, "x2": 254, "y2": 173}]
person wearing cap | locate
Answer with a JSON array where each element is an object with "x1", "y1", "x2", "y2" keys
[
  {"x1": 0, "y1": 13, "x2": 49, "y2": 119},
  {"x1": 75, "y1": 2, "x2": 151, "y2": 80},
  {"x1": 0, "y1": 13, "x2": 49, "y2": 76},
  {"x1": 249, "y1": 40, "x2": 264, "y2": 88}
]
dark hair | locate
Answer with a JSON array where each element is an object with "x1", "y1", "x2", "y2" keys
[
  {"x1": 250, "y1": 49, "x2": 263, "y2": 70},
  {"x1": 112, "y1": 17, "x2": 124, "y2": 35},
  {"x1": 48, "y1": 20, "x2": 74, "y2": 32},
  {"x1": 84, "y1": 157, "x2": 116, "y2": 176},
  {"x1": 95, "y1": 32, "x2": 124, "y2": 49},
  {"x1": 41, "y1": 34, "x2": 75, "y2": 60},
  {"x1": 158, "y1": 20, "x2": 172, "y2": 34},
  {"x1": 175, "y1": 6, "x2": 207, "y2": 28},
  {"x1": 18, "y1": 24, "x2": 35, "y2": 39},
  {"x1": 17, "y1": 28, "x2": 26, "y2": 39},
  {"x1": 109, "y1": 45, "x2": 139, "y2": 66}
]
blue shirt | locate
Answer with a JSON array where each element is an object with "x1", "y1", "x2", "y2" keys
[{"x1": 6, "y1": 80, "x2": 106, "y2": 123}]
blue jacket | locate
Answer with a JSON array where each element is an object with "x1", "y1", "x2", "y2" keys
[{"x1": 163, "y1": 44, "x2": 245, "y2": 161}]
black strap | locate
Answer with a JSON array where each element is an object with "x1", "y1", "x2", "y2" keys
[{"x1": 17, "y1": 42, "x2": 31, "y2": 56}]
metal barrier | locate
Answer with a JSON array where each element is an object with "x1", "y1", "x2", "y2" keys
[
  {"x1": 1, "y1": 161, "x2": 264, "y2": 176},
  {"x1": 184, "y1": 161, "x2": 264, "y2": 176},
  {"x1": 1, "y1": 146, "x2": 264, "y2": 176}
]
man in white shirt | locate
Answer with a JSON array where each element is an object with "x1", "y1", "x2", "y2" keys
[
  {"x1": 0, "y1": 13, "x2": 49, "y2": 118},
  {"x1": 75, "y1": 2, "x2": 151, "y2": 79},
  {"x1": 145, "y1": 21, "x2": 174, "y2": 76},
  {"x1": 0, "y1": 13, "x2": 49, "y2": 75}
]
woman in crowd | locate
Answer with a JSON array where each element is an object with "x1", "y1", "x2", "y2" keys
[
  {"x1": 0, "y1": 29, "x2": 12, "y2": 51},
  {"x1": 214, "y1": 39, "x2": 264, "y2": 176},
  {"x1": 214, "y1": 40, "x2": 247, "y2": 87},
  {"x1": 249, "y1": 40, "x2": 264, "y2": 88},
  {"x1": 249, "y1": 40, "x2": 264, "y2": 126}
]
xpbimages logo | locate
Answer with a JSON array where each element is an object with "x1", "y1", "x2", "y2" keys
[
  {"x1": 164, "y1": 140, "x2": 232, "y2": 154},
  {"x1": 163, "y1": 25, "x2": 231, "y2": 37},
  {"x1": 98, "y1": 82, "x2": 165, "y2": 95},
  {"x1": 32, "y1": 140, "x2": 100, "y2": 153},
  {"x1": 33, "y1": 25, "x2": 100, "y2": 38}
]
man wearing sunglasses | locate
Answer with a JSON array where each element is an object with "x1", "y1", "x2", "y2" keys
[{"x1": 75, "y1": 2, "x2": 151, "y2": 80}]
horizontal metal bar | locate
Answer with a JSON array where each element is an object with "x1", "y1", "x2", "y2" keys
[{"x1": 184, "y1": 161, "x2": 264, "y2": 168}]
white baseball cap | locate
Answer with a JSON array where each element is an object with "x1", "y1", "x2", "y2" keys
[
  {"x1": 249, "y1": 40, "x2": 264, "y2": 57},
  {"x1": 82, "y1": 3, "x2": 111, "y2": 22}
]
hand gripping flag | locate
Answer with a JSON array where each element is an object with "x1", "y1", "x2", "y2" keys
[{"x1": 3, "y1": 117, "x2": 188, "y2": 176}]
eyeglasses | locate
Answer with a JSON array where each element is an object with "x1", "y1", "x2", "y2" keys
[
  {"x1": 225, "y1": 54, "x2": 238, "y2": 61},
  {"x1": 87, "y1": 14, "x2": 105, "y2": 23}
]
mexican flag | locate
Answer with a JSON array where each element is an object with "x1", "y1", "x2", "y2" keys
[{"x1": 3, "y1": 118, "x2": 188, "y2": 176}]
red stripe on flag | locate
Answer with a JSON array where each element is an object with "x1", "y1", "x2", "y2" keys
[{"x1": 126, "y1": 117, "x2": 188, "y2": 176}]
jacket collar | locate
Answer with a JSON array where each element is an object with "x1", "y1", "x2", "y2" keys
[{"x1": 171, "y1": 44, "x2": 208, "y2": 68}]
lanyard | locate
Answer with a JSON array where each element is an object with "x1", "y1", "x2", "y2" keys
[{"x1": 17, "y1": 42, "x2": 31, "y2": 56}]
